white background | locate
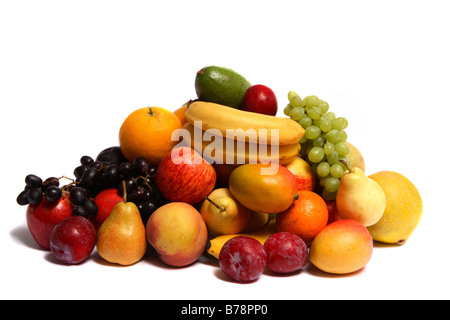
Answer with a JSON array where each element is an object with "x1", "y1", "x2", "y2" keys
[{"x1": 1, "y1": 0, "x2": 449, "y2": 300}]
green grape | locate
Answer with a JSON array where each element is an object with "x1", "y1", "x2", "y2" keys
[
  {"x1": 326, "y1": 151, "x2": 338, "y2": 165},
  {"x1": 305, "y1": 125, "x2": 321, "y2": 140},
  {"x1": 286, "y1": 90, "x2": 351, "y2": 201},
  {"x1": 332, "y1": 117, "x2": 348, "y2": 130},
  {"x1": 324, "y1": 141, "x2": 335, "y2": 155},
  {"x1": 319, "y1": 119, "x2": 332, "y2": 132},
  {"x1": 308, "y1": 147, "x2": 325, "y2": 163},
  {"x1": 323, "y1": 112, "x2": 336, "y2": 121},
  {"x1": 318, "y1": 100, "x2": 329, "y2": 113},
  {"x1": 313, "y1": 136, "x2": 325, "y2": 147},
  {"x1": 339, "y1": 130, "x2": 348, "y2": 142},
  {"x1": 330, "y1": 163, "x2": 344, "y2": 178},
  {"x1": 290, "y1": 96, "x2": 303, "y2": 108},
  {"x1": 288, "y1": 91, "x2": 301, "y2": 102},
  {"x1": 289, "y1": 107, "x2": 305, "y2": 120},
  {"x1": 317, "y1": 162, "x2": 331, "y2": 177},
  {"x1": 303, "y1": 95, "x2": 320, "y2": 108},
  {"x1": 284, "y1": 103, "x2": 293, "y2": 116},
  {"x1": 335, "y1": 141, "x2": 349, "y2": 156},
  {"x1": 325, "y1": 177, "x2": 340, "y2": 193},
  {"x1": 324, "y1": 129, "x2": 341, "y2": 144},
  {"x1": 306, "y1": 106, "x2": 323, "y2": 120},
  {"x1": 299, "y1": 114, "x2": 312, "y2": 128},
  {"x1": 299, "y1": 134, "x2": 308, "y2": 144}
]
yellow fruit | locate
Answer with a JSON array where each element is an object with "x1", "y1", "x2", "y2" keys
[
  {"x1": 310, "y1": 219, "x2": 373, "y2": 275},
  {"x1": 174, "y1": 103, "x2": 188, "y2": 125},
  {"x1": 241, "y1": 211, "x2": 270, "y2": 233},
  {"x1": 206, "y1": 220, "x2": 276, "y2": 259},
  {"x1": 346, "y1": 141, "x2": 365, "y2": 172},
  {"x1": 367, "y1": 171, "x2": 423, "y2": 245},
  {"x1": 182, "y1": 122, "x2": 300, "y2": 165},
  {"x1": 200, "y1": 188, "x2": 250, "y2": 236},
  {"x1": 185, "y1": 101, "x2": 305, "y2": 145}
]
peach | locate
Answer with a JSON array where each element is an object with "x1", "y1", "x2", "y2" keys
[
  {"x1": 283, "y1": 156, "x2": 316, "y2": 191},
  {"x1": 146, "y1": 202, "x2": 208, "y2": 267},
  {"x1": 309, "y1": 219, "x2": 373, "y2": 275}
]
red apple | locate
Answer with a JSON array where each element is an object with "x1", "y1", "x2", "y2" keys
[
  {"x1": 93, "y1": 188, "x2": 123, "y2": 230},
  {"x1": 326, "y1": 200, "x2": 341, "y2": 225},
  {"x1": 242, "y1": 84, "x2": 278, "y2": 116},
  {"x1": 26, "y1": 195, "x2": 73, "y2": 250},
  {"x1": 283, "y1": 157, "x2": 316, "y2": 191},
  {"x1": 155, "y1": 147, "x2": 216, "y2": 205}
]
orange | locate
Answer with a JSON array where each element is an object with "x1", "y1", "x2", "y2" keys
[
  {"x1": 173, "y1": 103, "x2": 188, "y2": 125},
  {"x1": 276, "y1": 190, "x2": 328, "y2": 245},
  {"x1": 119, "y1": 106, "x2": 182, "y2": 165}
]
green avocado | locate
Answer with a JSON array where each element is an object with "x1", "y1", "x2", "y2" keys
[{"x1": 195, "y1": 66, "x2": 251, "y2": 109}]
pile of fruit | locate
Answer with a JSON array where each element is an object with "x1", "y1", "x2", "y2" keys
[{"x1": 16, "y1": 66, "x2": 423, "y2": 283}]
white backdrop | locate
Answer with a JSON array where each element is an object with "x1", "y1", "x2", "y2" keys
[{"x1": 1, "y1": 0, "x2": 449, "y2": 300}]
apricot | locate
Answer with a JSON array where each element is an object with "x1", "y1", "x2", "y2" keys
[
  {"x1": 146, "y1": 202, "x2": 208, "y2": 267},
  {"x1": 309, "y1": 219, "x2": 373, "y2": 275}
]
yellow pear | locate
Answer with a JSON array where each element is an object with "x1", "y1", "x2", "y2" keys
[
  {"x1": 367, "y1": 171, "x2": 423, "y2": 245},
  {"x1": 346, "y1": 141, "x2": 365, "y2": 172},
  {"x1": 336, "y1": 161, "x2": 386, "y2": 227},
  {"x1": 97, "y1": 185, "x2": 147, "y2": 266}
]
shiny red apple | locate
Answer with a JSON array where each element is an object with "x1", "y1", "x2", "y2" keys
[
  {"x1": 242, "y1": 84, "x2": 278, "y2": 116},
  {"x1": 26, "y1": 195, "x2": 73, "y2": 250},
  {"x1": 94, "y1": 188, "x2": 123, "y2": 230},
  {"x1": 155, "y1": 147, "x2": 216, "y2": 205}
]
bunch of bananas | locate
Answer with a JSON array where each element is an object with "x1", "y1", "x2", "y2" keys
[{"x1": 183, "y1": 101, "x2": 305, "y2": 166}]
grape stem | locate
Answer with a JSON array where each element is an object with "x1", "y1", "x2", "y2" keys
[
  {"x1": 338, "y1": 159, "x2": 354, "y2": 173},
  {"x1": 204, "y1": 196, "x2": 225, "y2": 212}
]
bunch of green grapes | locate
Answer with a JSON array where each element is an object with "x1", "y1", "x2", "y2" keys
[{"x1": 285, "y1": 91, "x2": 350, "y2": 200}]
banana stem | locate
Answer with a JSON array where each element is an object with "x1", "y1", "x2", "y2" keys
[{"x1": 204, "y1": 196, "x2": 225, "y2": 212}]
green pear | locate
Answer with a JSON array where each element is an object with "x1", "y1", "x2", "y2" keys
[
  {"x1": 97, "y1": 184, "x2": 147, "y2": 266},
  {"x1": 336, "y1": 161, "x2": 386, "y2": 227}
]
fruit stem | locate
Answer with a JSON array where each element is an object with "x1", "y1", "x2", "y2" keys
[
  {"x1": 186, "y1": 99, "x2": 199, "y2": 109},
  {"x1": 204, "y1": 196, "x2": 225, "y2": 212},
  {"x1": 122, "y1": 180, "x2": 127, "y2": 203},
  {"x1": 148, "y1": 107, "x2": 155, "y2": 116},
  {"x1": 339, "y1": 159, "x2": 354, "y2": 173}
]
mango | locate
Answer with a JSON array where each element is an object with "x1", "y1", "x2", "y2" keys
[
  {"x1": 229, "y1": 163, "x2": 298, "y2": 214},
  {"x1": 309, "y1": 219, "x2": 373, "y2": 275},
  {"x1": 195, "y1": 66, "x2": 251, "y2": 109}
]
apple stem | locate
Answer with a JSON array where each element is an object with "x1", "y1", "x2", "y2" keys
[
  {"x1": 339, "y1": 159, "x2": 354, "y2": 173},
  {"x1": 204, "y1": 196, "x2": 225, "y2": 212},
  {"x1": 122, "y1": 180, "x2": 127, "y2": 203}
]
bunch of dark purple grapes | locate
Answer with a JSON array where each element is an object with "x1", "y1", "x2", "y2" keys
[
  {"x1": 73, "y1": 146, "x2": 167, "y2": 223},
  {"x1": 17, "y1": 146, "x2": 167, "y2": 225},
  {"x1": 16, "y1": 174, "x2": 99, "y2": 220}
]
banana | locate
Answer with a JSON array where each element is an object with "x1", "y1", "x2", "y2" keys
[
  {"x1": 206, "y1": 219, "x2": 277, "y2": 260},
  {"x1": 182, "y1": 123, "x2": 300, "y2": 165},
  {"x1": 185, "y1": 101, "x2": 305, "y2": 146}
]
